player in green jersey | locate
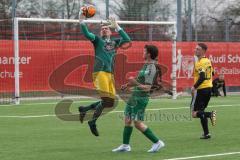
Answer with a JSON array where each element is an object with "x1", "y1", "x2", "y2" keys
[
  {"x1": 112, "y1": 45, "x2": 165, "y2": 153},
  {"x1": 78, "y1": 14, "x2": 131, "y2": 136}
]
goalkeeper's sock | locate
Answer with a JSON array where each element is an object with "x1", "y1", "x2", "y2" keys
[
  {"x1": 142, "y1": 128, "x2": 159, "y2": 143},
  {"x1": 80, "y1": 101, "x2": 101, "y2": 112},
  {"x1": 123, "y1": 126, "x2": 133, "y2": 144},
  {"x1": 90, "y1": 102, "x2": 104, "y2": 124}
]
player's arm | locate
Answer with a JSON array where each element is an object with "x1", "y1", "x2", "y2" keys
[
  {"x1": 191, "y1": 67, "x2": 205, "y2": 94},
  {"x1": 123, "y1": 64, "x2": 157, "y2": 92},
  {"x1": 125, "y1": 77, "x2": 152, "y2": 92},
  {"x1": 117, "y1": 29, "x2": 131, "y2": 46},
  {"x1": 121, "y1": 77, "x2": 151, "y2": 92},
  {"x1": 79, "y1": 13, "x2": 96, "y2": 41},
  {"x1": 193, "y1": 71, "x2": 205, "y2": 89},
  {"x1": 107, "y1": 17, "x2": 131, "y2": 46}
]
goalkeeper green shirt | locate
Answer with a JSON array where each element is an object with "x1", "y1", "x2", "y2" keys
[{"x1": 80, "y1": 23, "x2": 131, "y2": 73}]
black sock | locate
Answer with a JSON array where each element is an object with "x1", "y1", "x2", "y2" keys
[
  {"x1": 201, "y1": 117, "x2": 209, "y2": 135},
  {"x1": 88, "y1": 97, "x2": 114, "y2": 124},
  {"x1": 80, "y1": 101, "x2": 101, "y2": 112},
  {"x1": 197, "y1": 111, "x2": 209, "y2": 135},
  {"x1": 204, "y1": 112, "x2": 211, "y2": 118},
  {"x1": 89, "y1": 102, "x2": 103, "y2": 124}
]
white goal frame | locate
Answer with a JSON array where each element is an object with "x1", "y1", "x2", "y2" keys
[{"x1": 13, "y1": 17, "x2": 177, "y2": 104}]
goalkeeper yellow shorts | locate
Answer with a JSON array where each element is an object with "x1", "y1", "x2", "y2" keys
[{"x1": 93, "y1": 71, "x2": 116, "y2": 98}]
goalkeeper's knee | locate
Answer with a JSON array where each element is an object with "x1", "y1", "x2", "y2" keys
[{"x1": 101, "y1": 97, "x2": 115, "y2": 108}]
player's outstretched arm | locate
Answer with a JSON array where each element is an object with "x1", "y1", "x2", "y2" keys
[
  {"x1": 79, "y1": 10, "x2": 96, "y2": 41},
  {"x1": 127, "y1": 77, "x2": 151, "y2": 92},
  {"x1": 107, "y1": 17, "x2": 131, "y2": 46}
]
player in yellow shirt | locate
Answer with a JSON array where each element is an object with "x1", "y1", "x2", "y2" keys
[{"x1": 191, "y1": 43, "x2": 216, "y2": 139}]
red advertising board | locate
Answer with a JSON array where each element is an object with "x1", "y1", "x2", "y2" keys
[{"x1": 1, "y1": 40, "x2": 240, "y2": 92}]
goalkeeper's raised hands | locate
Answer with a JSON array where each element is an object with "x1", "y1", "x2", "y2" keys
[{"x1": 107, "y1": 17, "x2": 121, "y2": 30}]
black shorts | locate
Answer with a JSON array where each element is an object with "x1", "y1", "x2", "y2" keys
[{"x1": 191, "y1": 87, "x2": 212, "y2": 111}]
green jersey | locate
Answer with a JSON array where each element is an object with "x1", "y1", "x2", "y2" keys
[
  {"x1": 80, "y1": 23, "x2": 131, "y2": 73},
  {"x1": 132, "y1": 62, "x2": 158, "y2": 98},
  {"x1": 125, "y1": 62, "x2": 159, "y2": 121}
]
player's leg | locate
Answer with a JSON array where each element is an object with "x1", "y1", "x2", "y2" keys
[
  {"x1": 87, "y1": 97, "x2": 115, "y2": 136},
  {"x1": 78, "y1": 101, "x2": 103, "y2": 135},
  {"x1": 133, "y1": 98, "x2": 164, "y2": 153},
  {"x1": 203, "y1": 88, "x2": 216, "y2": 126},
  {"x1": 192, "y1": 89, "x2": 209, "y2": 138},
  {"x1": 78, "y1": 72, "x2": 105, "y2": 123},
  {"x1": 197, "y1": 109, "x2": 211, "y2": 139},
  {"x1": 112, "y1": 107, "x2": 133, "y2": 152},
  {"x1": 212, "y1": 86, "x2": 218, "y2": 97},
  {"x1": 91, "y1": 73, "x2": 116, "y2": 121},
  {"x1": 92, "y1": 72, "x2": 116, "y2": 120},
  {"x1": 87, "y1": 101, "x2": 102, "y2": 136},
  {"x1": 199, "y1": 88, "x2": 216, "y2": 128},
  {"x1": 79, "y1": 101, "x2": 101, "y2": 112},
  {"x1": 217, "y1": 89, "x2": 221, "y2": 97},
  {"x1": 192, "y1": 89, "x2": 212, "y2": 118},
  {"x1": 134, "y1": 120, "x2": 164, "y2": 153},
  {"x1": 87, "y1": 72, "x2": 116, "y2": 136},
  {"x1": 78, "y1": 101, "x2": 101, "y2": 123},
  {"x1": 89, "y1": 97, "x2": 115, "y2": 122}
]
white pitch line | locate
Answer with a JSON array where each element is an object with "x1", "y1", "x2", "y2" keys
[
  {"x1": 0, "y1": 97, "x2": 237, "y2": 107},
  {"x1": 0, "y1": 100, "x2": 99, "y2": 107},
  {"x1": 164, "y1": 151, "x2": 240, "y2": 160},
  {"x1": 0, "y1": 104, "x2": 239, "y2": 118},
  {"x1": 0, "y1": 97, "x2": 193, "y2": 107},
  {"x1": 0, "y1": 98, "x2": 168, "y2": 106},
  {"x1": 0, "y1": 115, "x2": 56, "y2": 118}
]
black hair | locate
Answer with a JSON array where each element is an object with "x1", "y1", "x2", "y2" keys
[
  {"x1": 198, "y1": 43, "x2": 208, "y2": 51},
  {"x1": 144, "y1": 45, "x2": 159, "y2": 60}
]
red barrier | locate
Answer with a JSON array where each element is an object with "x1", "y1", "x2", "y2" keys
[
  {"x1": 176, "y1": 42, "x2": 240, "y2": 90},
  {"x1": 0, "y1": 40, "x2": 239, "y2": 93}
]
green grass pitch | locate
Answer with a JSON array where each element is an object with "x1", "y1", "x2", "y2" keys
[{"x1": 0, "y1": 96, "x2": 239, "y2": 160}]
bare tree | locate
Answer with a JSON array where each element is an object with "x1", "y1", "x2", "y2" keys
[
  {"x1": 206, "y1": 0, "x2": 240, "y2": 41},
  {"x1": 0, "y1": 0, "x2": 23, "y2": 19},
  {"x1": 110, "y1": 0, "x2": 172, "y2": 41}
]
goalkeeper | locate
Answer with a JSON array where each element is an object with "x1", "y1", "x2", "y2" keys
[{"x1": 78, "y1": 13, "x2": 131, "y2": 136}]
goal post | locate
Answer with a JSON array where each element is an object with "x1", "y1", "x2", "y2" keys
[
  {"x1": 13, "y1": 17, "x2": 177, "y2": 104},
  {"x1": 13, "y1": 18, "x2": 20, "y2": 105}
]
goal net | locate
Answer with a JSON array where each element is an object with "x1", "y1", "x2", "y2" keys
[{"x1": 3, "y1": 17, "x2": 177, "y2": 104}]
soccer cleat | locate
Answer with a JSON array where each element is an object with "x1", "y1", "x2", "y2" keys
[
  {"x1": 200, "y1": 134, "x2": 211, "y2": 139},
  {"x1": 147, "y1": 140, "x2": 165, "y2": 153},
  {"x1": 112, "y1": 144, "x2": 131, "y2": 152},
  {"x1": 78, "y1": 106, "x2": 86, "y2": 123},
  {"x1": 88, "y1": 121, "x2": 99, "y2": 136},
  {"x1": 210, "y1": 110, "x2": 217, "y2": 126}
]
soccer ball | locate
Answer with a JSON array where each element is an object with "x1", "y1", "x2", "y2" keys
[{"x1": 81, "y1": 5, "x2": 96, "y2": 18}]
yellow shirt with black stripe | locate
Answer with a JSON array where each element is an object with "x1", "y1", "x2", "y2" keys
[{"x1": 193, "y1": 57, "x2": 213, "y2": 89}]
